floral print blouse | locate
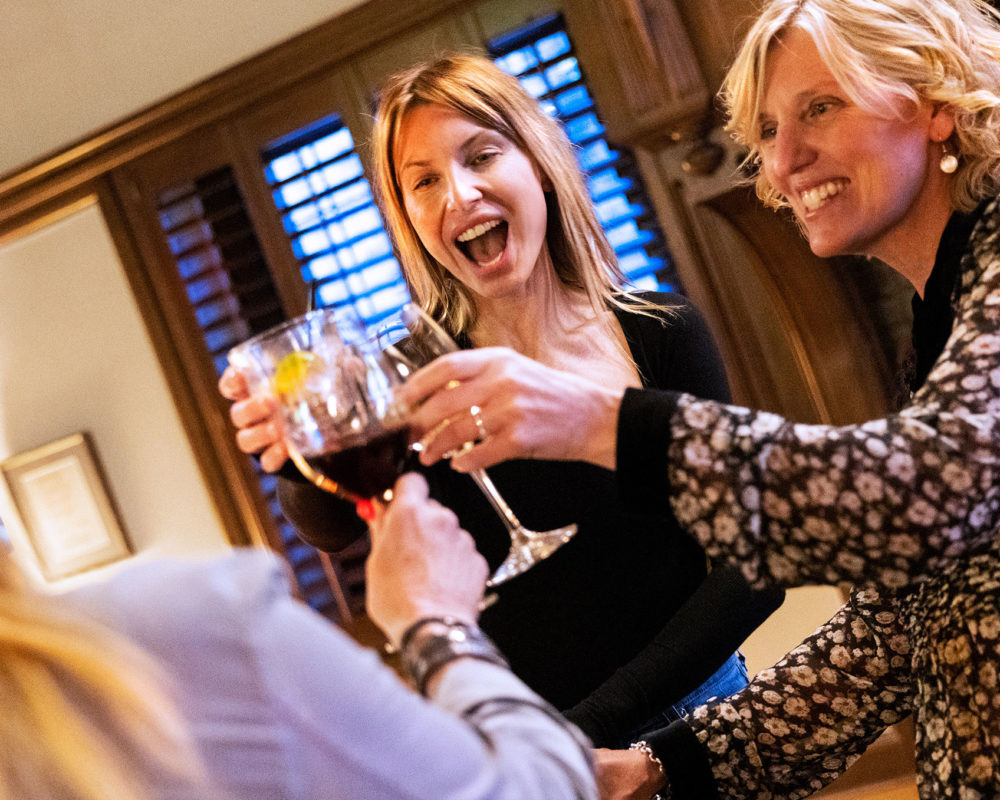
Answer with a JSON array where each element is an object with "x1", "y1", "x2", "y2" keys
[{"x1": 619, "y1": 198, "x2": 1000, "y2": 799}]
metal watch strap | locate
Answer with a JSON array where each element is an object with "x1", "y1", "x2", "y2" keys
[{"x1": 401, "y1": 616, "x2": 509, "y2": 695}]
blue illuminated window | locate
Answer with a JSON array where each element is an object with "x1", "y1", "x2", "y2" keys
[
  {"x1": 490, "y1": 15, "x2": 677, "y2": 292},
  {"x1": 262, "y1": 116, "x2": 409, "y2": 324}
]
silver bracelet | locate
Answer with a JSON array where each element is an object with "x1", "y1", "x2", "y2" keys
[
  {"x1": 400, "y1": 616, "x2": 508, "y2": 695},
  {"x1": 629, "y1": 740, "x2": 670, "y2": 800}
]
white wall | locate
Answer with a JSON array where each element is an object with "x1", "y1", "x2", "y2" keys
[
  {"x1": 0, "y1": 200, "x2": 230, "y2": 588},
  {"x1": 1, "y1": 0, "x2": 365, "y2": 177},
  {"x1": 0, "y1": 1, "x2": 366, "y2": 587}
]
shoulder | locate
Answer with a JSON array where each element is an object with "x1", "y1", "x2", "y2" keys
[
  {"x1": 64, "y1": 549, "x2": 292, "y2": 644},
  {"x1": 969, "y1": 195, "x2": 1000, "y2": 261},
  {"x1": 615, "y1": 290, "x2": 706, "y2": 331},
  {"x1": 615, "y1": 290, "x2": 730, "y2": 399},
  {"x1": 613, "y1": 290, "x2": 718, "y2": 349}
]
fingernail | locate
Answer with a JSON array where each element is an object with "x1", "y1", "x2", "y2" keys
[{"x1": 355, "y1": 500, "x2": 375, "y2": 521}]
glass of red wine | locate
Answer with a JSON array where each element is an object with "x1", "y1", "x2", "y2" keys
[
  {"x1": 228, "y1": 306, "x2": 410, "y2": 512},
  {"x1": 374, "y1": 304, "x2": 577, "y2": 586}
]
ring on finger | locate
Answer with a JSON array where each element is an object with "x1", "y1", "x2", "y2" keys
[
  {"x1": 415, "y1": 416, "x2": 452, "y2": 453},
  {"x1": 470, "y1": 405, "x2": 488, "y2": 442}
]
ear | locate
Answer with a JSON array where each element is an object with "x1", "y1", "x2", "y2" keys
[{"x1": 929, "y1": 103, "x2": 957, "y2": 143}]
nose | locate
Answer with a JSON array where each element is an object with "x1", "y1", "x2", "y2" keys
[
  {"x1": 764, "y1": 122, "x2": 815, "y2": 184},
  {"x1": 444, "y1": 164, "x2": 483, "y2": 210}
]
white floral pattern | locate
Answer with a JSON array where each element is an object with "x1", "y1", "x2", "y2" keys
[{"x1": 669, "y1": 200, "x2": 1000, "y2": 799}]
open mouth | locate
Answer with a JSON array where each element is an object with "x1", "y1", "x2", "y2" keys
[
  {"x1": 456, "y1": 219, "x2": 508, "y2": 267},
  {"x1": 800, "y1": 180, "x2": 846, "y2": 213}
]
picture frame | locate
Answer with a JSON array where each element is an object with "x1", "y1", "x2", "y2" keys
[{"x1": 1, "y1": 432, "x2": 131, "y2": 580}]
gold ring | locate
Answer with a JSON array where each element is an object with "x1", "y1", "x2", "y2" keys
[
  {"x1": 414, "y1": 416, "x2": 452, "y2": 453},
  {"x1": 470, "y1": 405, "x2": 487, "y2": 442}
]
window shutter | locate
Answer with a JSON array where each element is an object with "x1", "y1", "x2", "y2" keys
[{"x1": 156, "y1": 165, "x2": 366, "y2": 621}]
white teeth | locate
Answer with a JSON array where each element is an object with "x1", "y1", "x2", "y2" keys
[
  {"x1": 457, "y1": 219, "x2": 500, "y2": 242},
  {"x1": 801, "y1": 181, "x2": 844, "y2": 212}
]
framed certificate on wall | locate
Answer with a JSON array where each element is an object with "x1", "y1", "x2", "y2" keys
[{"x1": 1, "y1": 432, "x2": 131, "y2": 580}]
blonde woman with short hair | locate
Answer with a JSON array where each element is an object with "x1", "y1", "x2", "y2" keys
[
  {"x1": 0, "y1": 472, "x2": 597, "y2": 799},
  {"x1": 393, "y1": 1, "x2": 1000, "y2": 797}
]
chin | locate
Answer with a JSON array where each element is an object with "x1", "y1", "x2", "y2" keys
[{"x1": 804, "y1": 230, "x2": 850, "y2": 260}]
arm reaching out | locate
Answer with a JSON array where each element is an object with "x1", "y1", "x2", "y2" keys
[
  {"x1": 400, "y1": 347, "x2": 623, "y2": 472},
  {"x1": 365, "y1": 473, "x2": 488, "y2": 648}
]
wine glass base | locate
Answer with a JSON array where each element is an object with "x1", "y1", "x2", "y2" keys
[{"x1": 486, "y1": 524, "x2": 577, "y2": 587}]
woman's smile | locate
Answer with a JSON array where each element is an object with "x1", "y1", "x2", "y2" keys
[
  {"x1": 394, "y1": 103, "x2": 550, "y2": 301},
  {"x1": 759, "y1": 29, "x2": 946, "y2": 265}
]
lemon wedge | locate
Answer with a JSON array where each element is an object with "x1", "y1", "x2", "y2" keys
[{"x1": 273, "y1": 351, "x2": 325, "y2": 396}]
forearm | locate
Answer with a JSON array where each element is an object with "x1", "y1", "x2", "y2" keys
[
  {"x1": 394, "y1": 616, "x2": 596, "y2": 799},
  {"x1": 564, "y1": 565, "x2": 783, "y2": 746},
  {"x1": 646, "y1": 588, "x2": 913, "y2": 798},
  {"x1": 616, "y1": 384, "x2": 1000, "y2": 590},
  {"x1": 431, "y1": 659, "x2": 596, "y2": 800}
]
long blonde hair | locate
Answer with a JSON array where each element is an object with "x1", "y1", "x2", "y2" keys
[
  {"x1": 721, "y1": 0, "x2": 1000, "y2": 212},
  {"x1": 0, "y1": 551, "x2": 206, "y2": 800},
  {"x1": 371, "y1": 52, "x2": 669, "y2": 336}
]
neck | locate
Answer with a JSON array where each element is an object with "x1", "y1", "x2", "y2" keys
[
  {"x1": 868, "y1": 182, "x2": 955, "y2": 300},
  {"x1": 470, "y1": 254, "x2": 596, "y2": 358}
]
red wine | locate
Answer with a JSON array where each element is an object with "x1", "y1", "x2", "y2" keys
[{"x1": 305, "y1": 425, "x2": 410, "y2": 499}]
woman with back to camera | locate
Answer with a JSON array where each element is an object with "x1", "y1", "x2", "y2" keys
[
  {"x1": 0, "y1": 473, "x2": 596, "y2": 799},
  {"x1": 399, "y1": 1, "x2": 1000, "y2": 797},
  {"x1": 220, "y1": 53, "x2": 783, "y2": 747}
]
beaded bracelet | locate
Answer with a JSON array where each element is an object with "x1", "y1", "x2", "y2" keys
[{"x1": 629, "y1": 740, "x2": 670, "y2": 800}]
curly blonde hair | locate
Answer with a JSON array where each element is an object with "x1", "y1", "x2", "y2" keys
[
  {"x1": 371, "y1": 53, "x2": 667, "y2": 336},
  {"x1": 721, "y1": 0, "x2": 1000, "y2": 212}
]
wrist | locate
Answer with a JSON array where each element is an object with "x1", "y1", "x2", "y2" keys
[
  {"x1": 400, "y1": 616, "x2": 508, "y2": 695},
  {"x1": 381, "y1": 604, "x2": 478, "y2": 650},
  {"x1": 579, "y1": 382, "x2": 623, "y2": 470},
  {"x1": 630, "y1": 740, "x2": 670, "y2": 799}
]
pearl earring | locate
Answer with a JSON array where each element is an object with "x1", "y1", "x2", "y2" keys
[{"x1": 939, "y1": 142, "x2": 958, "y2": 174}]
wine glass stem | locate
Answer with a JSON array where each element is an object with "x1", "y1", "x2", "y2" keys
[{"x1": 468, "y1": 468, "x2": 529, "y2": 542}]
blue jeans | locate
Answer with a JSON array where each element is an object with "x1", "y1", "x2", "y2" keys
[{"x1": 626, "y1": 650, "x2": 748, "y2": 744}]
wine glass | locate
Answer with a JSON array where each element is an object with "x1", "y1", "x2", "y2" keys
[
  {"x1": 373, "y1": 303, "x2": 577, "y2": 586},
  {"x1": 228, "y1": 306, "x2": 410, "y2": 512}
]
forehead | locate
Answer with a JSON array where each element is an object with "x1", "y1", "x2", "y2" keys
[
  {"x1": 761, "y1": 28, "x2": 839, "y2": 111},
  {"x1": 395, "y1": 104, "x2": 493, "y2": 161}
]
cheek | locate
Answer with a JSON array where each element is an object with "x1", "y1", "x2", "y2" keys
[
  {"x1": 403, "y1": 202, "x2": 438, "y2": 248},
  {"x1": 757, "y1": 159, "x2": 783, "y2": 199}
]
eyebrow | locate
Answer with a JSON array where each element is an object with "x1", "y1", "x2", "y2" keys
[
  {"x1": 397, "y1": 129, "x2": 501, "y2": 177},
  {"x1": 758, "y1": 82, "x2": 842, "y2": 122}
]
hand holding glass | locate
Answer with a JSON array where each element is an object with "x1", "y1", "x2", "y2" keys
[
  {"x1": 228, "y1": 307, "x2": 410, "y2": 511},
  {"x1": 374, "y1": 304, "x2": 577, "y2": 586}
]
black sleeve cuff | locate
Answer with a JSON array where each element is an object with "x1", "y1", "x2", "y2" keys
[
  {"x1": 616, "y1": 387, "x2": 683, "y2": 515},
  {"x1": 645, "y1": 720, "x2": 719, "y2": 799}
]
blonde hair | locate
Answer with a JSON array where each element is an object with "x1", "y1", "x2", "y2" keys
[
  {"x1": 721, "y1": 0, "x2": 1000, "y2": 212},
  {"x1": 0, "y1": 552, "x2": 205, "y2": 800},
  {"x1": 371, "y1": 52, "x2": 668, "y2": 336}
]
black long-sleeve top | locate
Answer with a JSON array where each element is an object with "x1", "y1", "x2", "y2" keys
[{"x1": 277, "y1": 292, "x2": 783, "y2": 743}]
